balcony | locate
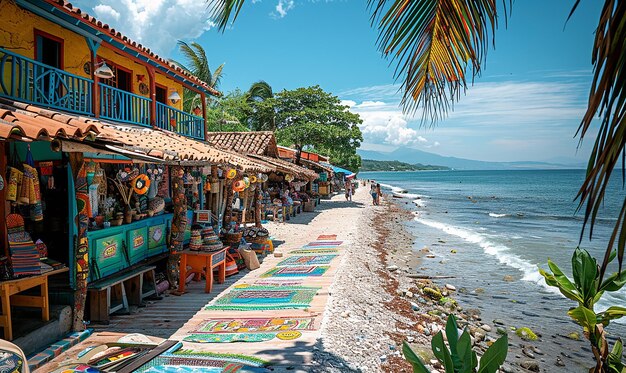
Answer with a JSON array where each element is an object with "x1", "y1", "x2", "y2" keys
[{"x1": 0, "y1": 48, "x2": 205, "y2": 140}]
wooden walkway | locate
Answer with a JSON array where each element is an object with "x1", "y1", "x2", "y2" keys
[{"x1": 90, "y1": 271, "x2": 247, "y2": 338}]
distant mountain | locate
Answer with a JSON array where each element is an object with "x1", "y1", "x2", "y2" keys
[
  {"x1": 357, "y1": 147, "x2": 585, "y2": 170},
  {"x1": 361, "y1": 159, "x2": 449, "y2": 172}
]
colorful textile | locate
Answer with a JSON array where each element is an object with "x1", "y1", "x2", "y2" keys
[
  {"x1": 183, "y1": 333, "x2": 276, "y2": 343},
  {"x1": 135, "y1": 347, "x2": 268, "y2": 372},
  {"x1": 260, "y1": 266, "x2": 329, "y2": 278},
  {"x1": 317, "y1": 234, "x2": 337, "y2": 240},
  {"x1": 193, "y1": 317, "x2": 315, "y2": 334},
  {"x1": 289, "y1": 248, "x2": 339, "y2": 255},
  {"x1": 277, "y1": 255, "x2": 337, "y2": 266},
  {"x1": 306, "y1": 241, "x2": 343, "y2": 246},
  {"x1": 205, "y1": 286, "x2": 319, "y2": 311},
  {"x1": 253, "y1": 279, "x2": 303, "y2": 287}
]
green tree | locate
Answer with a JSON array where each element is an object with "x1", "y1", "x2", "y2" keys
[
  {"x1": 245, "y1": 81, "x2": 275, "y2": 131},
  {"x1": 269, "y1": 86, "x2": 363, "y2": 172},
  {"x1": 169, "y1": 41, "x2": 225, "y2": 112},
  {"x1": 206, "y1": 0, "x2": 626, "y2": 303},
  {"x1": 205, "y1": 89, "x2": 252, "y2": 132}
]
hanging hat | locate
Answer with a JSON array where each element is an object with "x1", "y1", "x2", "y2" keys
[
  {"x1": 226, "y1": 169, "x2": 237, "y2": 179},
  {"x1": 233, "y1": 180, "x2": 246, "y2": 192},
  {"x1": 249, "y1": 175, "x2": 257, "y2": 184},
  {"x1": 133, "y1": 174, "x2": 151, "y2": 195},
  {"x1": 285, "y1": 174, "x2": 294, "y2": 182},
  {"x1": 260, "y1": 174, "x2": 269, "y2": 182}
]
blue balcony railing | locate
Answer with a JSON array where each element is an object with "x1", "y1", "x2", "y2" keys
[
  {"x1": 0, "y1": 47, "x2": 204, "y2": 139},
  {"x1": 156, "y1": 101, "x2": 205, "y2": 140},
  {"x1": 99, "y1": 83, "x2": 150, "y2": 127},
  {"x1": 0, "y1": 48, "x2": 92, "y2": 115}
]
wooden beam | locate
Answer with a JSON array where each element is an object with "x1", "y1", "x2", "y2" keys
[
  {"x1": 0, "y1": 142, "x2": 7, "y2": 257},
  {"x1": 200, "y1": 91, "x2": 207, "y2": 140},
  {"x1": 147, "y1": 66, "x2": 156, "y2": 127}
]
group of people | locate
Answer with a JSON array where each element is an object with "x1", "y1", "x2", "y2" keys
[{"x1": 370, "y1": 181, "x2": 382, "y2": 205}]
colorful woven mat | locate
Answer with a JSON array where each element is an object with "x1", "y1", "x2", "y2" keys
[
  {"x1": 260, "y1": 266, "x2": 329, "y2": 278},
  {"x1": 135, "y1": 348, "x2": 268, "y2": 372},
  {"x1": 253, "y1": 279, "x2": 304, "y2": 287},
  {"x1": 317, "y1": 234, "x2": 337, "y2": 240},
  {"x1": 289, "y1": 248, "x2": 339, "y2": 255},
  {"x1": 205, "y1": 286, "x2": 320, "y2": 311},
  {"x1": 184, "y1": 333, "x2": 276, "y2": 343},
  {"x1": 277, "y1": 255, "x2": 338, "y2": 266},
  {"x1": 193, "y1": 317, "x2": 316, "y2": 334},
  {"x1": 306, "y1": 241, "x2": 343, "y2": 246}
]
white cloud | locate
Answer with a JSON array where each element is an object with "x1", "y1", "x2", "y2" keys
[
  {"x1": 342, "y1": 76, "x2": 594, "y2": 161},
  {"x1": 93, "y1": 4, "x2": 120, "y2": 21},
  {"x1": 272, "y1": 0, "x2": 294, "y2": 18},
  {"x1": 81, "y1": 0, "x2": 217, "y2": 55}
]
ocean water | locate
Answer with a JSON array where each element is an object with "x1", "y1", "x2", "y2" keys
[{"x1": 360, "y1": 169, "x2": 626, "y2": 369}]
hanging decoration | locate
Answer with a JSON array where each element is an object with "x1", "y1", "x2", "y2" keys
[
  {"x1": 0, "y1": 174, "x2": 4, "y2": 191},
  {"x1": 233, "y1": 180, "x2": 246, "y2": 192},
  {"x1": 243, "y1": 177, "x2": 250, "y2": 189},
  {"x1": 249, "y1": 175, "x2": 257, "y2": 184},
  {"x1": 132, "y1": 174, "x2": 151, "y2": 195},
  {"x1": 285, "y1": 174, "x2": 294, "y2": 182},
  {"x1": 226, "y1": 169, "x2": 237, "y2": 179}
]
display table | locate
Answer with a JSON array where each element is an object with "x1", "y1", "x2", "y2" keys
[
  {"x1": 175, "y1": 248, "x2": 227, "y2": 294},
  {"x1": 0, "y1": 267, "x2": 69, "y2": 340}
]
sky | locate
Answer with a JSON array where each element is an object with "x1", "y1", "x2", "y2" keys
[{"x1": 72, "y1": 0, "x2": 604, "y2": 163}]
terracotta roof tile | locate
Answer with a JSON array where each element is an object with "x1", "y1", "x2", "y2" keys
[
  {"x1": 40, "y1": 0, "x2": 220, "y2": 97},
  {"x1": 205, "y1": 131, "x2": 278, "y2": 157}
]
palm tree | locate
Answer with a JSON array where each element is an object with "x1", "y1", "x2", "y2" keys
[
  {"x1": 246, "y1": 80, "x2": 275, "y2": 130},
  {"x1": 169, "y1": 41, "x2": 225, "y2": 113},
  {"x1": 206, "y1": 0, "x2": 625, "y2": 278}
]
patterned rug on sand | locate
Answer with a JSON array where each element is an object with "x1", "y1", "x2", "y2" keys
[
  {"x1": 277, "y1": 255, "x2": 337, "y2": 266},
  {"x1": 288, "y1": 248, "x2": 339, "y2": 255},
  {"x1": 193, "y1": 317, "x2": 316, "y2": 333},
  {"x1": 317, "y1": 234, "x2": 337, "y2": 240},
  {"x1": 260, "y1": 266, "x2": 329, "y2": 278},
  {"x1": 205, "y1": 286, "x2": 320, "y2": 311}
]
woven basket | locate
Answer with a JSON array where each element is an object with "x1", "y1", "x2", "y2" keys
[
  {"x1": 246, "y1": 236, "x2": 269, "y2": 245},
  {"x1": 222, "y1": 232, "x2": 243, "y2": 244}
]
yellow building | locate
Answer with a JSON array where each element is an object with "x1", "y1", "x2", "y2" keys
[{"x1": 0, "y1": 0, "x2": 219, "y2": 140}]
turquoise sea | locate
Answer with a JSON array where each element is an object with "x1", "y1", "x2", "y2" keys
[{"x1": 360, "y1": 169, "x2": 626, "y2": 370}]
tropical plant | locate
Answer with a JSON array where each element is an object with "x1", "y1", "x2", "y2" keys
[
  {"x1": 539, "y1": 248, "x2": 626, "y2": 372},
  {"x1": 246, "y1": 81, "x2": 275, "y2": 131},
  {"x1": 403, "y1": 314, "x2": 508, "y2": 373},
  {"x1": 205, "y1": 0, "x2": 626, "y2": 302},
  {"x1": 169, "y1": 41, "x2": 225, "y2": 112},
  {"x1": 270, "y1": 86, "x2": 363, "y2": 171}
]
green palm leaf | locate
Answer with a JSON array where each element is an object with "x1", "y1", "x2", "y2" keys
[
  {"x1": 368, "y1": 0, "x2": 502, "y2": 120},
  {"x1": 575, "y1": 0, "x2": 626, "y2": 279}
]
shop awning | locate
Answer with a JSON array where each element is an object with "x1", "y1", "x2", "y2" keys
[
  {"x1": 299, "y1": 158, "x2": 334, "y2": 174},
  {"x1": 247, "y1": 154, "x2": 319, "y2": 181},
  {"x1": 321, "y1": 162, "x2": 355, "y2": 177},
  {"x1": 0, "y1": 99, "x2": 273, "y2": 172}
]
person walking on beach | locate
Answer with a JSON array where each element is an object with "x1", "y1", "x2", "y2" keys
[
  {"x1": 370, "y1": 182, "x2": 378, "y2": 205},
  {"x1": 345, "y1": 180, "x2": 353, "y2": 201},
  {"x1": 376, "y1": 183, "x2": 382, "y2": 205}
]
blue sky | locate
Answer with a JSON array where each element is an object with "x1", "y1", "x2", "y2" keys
[{"x1": 75, "y1": 0, "x2": 602, "y2": 163}]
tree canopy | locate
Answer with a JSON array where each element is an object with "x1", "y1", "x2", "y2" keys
[{"x1": 251, "y1": 86, "x2": 363, "y2": 172}]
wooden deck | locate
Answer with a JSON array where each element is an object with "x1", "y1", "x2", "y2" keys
[{"x1": 89, "y1": 271, "x2": 247, "y2": 338}]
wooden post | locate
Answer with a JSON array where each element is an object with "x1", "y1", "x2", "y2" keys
[
  {"x1": 69, "y1": 152, "x2": 89, "y2": 331},
  {"x1": 85, "y1": 38, "x2": 101, "y2": 118},
  {"x1": 200, "y1": 91, "x2": 207, "y2": 140},
  {"x1": 167, "y1": 166, "x2": 186, "y2": 289},
  {"x1": 147, "y1": 67, "x2": 156, "y2": 127},
  {"x1": 223, "y1": 178, "x2": 233, "y2": 230},
  {"x1": 0, "y1": 142, "x2": 7, "y2": 257},
  {"x1": 255, "y1": 186, "x2": 262, "y2": 228}
]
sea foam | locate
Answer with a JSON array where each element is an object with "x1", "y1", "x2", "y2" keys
[
  {"x1": 414, "y1": 217, "x2": 559, "y2": 295},
  {"x1": 489, "y1": 213, "x2": 507, "y2": 218}
]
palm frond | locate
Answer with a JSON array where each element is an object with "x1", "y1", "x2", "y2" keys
[
  {"x1": 576, "y1": 0, "x2": 626, "y2": 279},
  {"x1": 176, "y1": 41, "x2": 205, "y2": 76},
  {"x1": 369, "y1": 0, "x2": 502, "y2": 121},
  {"x1": 211, "y1": 63, "x2": 226, "y2": 89},
  {"x1": 208, "y1": 0, "x2": 247, "y2": 32},
  {"x1": 247, "y1": 81, "x2": 273, "y2": 102}
]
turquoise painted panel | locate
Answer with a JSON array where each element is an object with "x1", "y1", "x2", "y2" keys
[
  {"x1": 148, "y1": 223, "x2": 167, "y2": 250},
  {"x1": 127, "y1": 226, "x2": 148, "y2": 264},
  {"x1": 90, "y1": 230, "x2": 126, "y2": 280}
]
